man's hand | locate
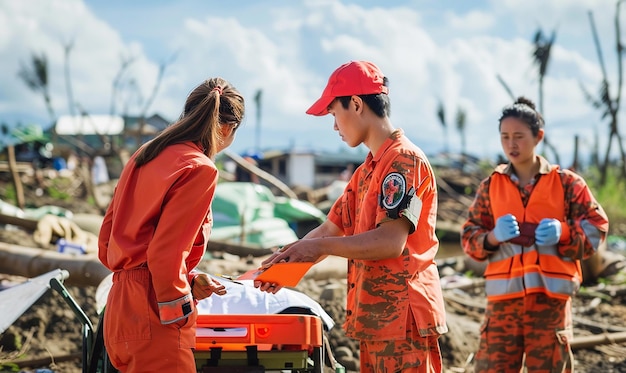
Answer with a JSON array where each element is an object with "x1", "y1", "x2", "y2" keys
[
  {"x1": 493, "y1": 214, "x2": 521, "y2": 243},
  {"x1": 191, "y1": 274, "x2": 227, "y2": 300},
  {"x1": 255, "y1": 241, "x2": 322, "y2": 293},
  {"x1": 535, "y1": 218, "x2": 562, "y2": 246},
  {"x1": 255, "y1": 245, "x2": 292, "y2": 294}
]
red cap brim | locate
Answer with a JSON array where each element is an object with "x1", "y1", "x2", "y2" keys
[{"x1": 305, "y1": 95, "x2": 334, "y2": 116}]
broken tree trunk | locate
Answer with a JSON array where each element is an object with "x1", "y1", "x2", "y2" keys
[
  {"x1": 207, "y1": 240, "x2": 273, "y2": 257},
  {"x1": 0, "y1": 242, "x2": 110, "y2": 287}
]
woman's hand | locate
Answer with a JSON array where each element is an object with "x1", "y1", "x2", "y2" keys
[{"x1": 191, "y1": 273, "x2": 227, "y2": 300}]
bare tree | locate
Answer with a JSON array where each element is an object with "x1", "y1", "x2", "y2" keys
[
  {"x1": 63, "y1": 40, "x2": 76, "y2": 118},
  {"x1": 254, "y1": 89, "x2": 263, "y2": 154},
  {"x1": 109, "y1": 55, "x2": 136, "y2": 118},
  {"x1": 135, "y1": 53, "x2": 178, "y2": 147},
  {"x1": 581, "y1": 1, "x2": 626, "y2": 184}
]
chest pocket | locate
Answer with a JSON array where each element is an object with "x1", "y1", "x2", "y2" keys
[{"x1": 341, "y1": 187, "x2": 356, "y2": 236}]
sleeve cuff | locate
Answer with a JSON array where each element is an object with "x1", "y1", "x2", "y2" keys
[
  {"x1": 559, "y1": 221, "x2": 571, "y2": 244},
  {"x1": 157, "y1": 293, "x2": 194, "y2": 324},
  {"x1": 483, "y1": 235, "x2": 499, "y2": 252}
]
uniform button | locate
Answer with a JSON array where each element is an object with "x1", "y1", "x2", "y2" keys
[
  {"x1": 350, "y1": 283, "x2": 355, "y2": 288},
  {"x1": 346, "y1": 310, "x2": 352, "y2": 316}
]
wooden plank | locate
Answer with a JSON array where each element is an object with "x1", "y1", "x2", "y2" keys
[{"x1": 0, "y1": 161, "x2": 33, "y2": 173}]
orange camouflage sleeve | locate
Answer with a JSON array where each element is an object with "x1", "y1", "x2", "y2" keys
[
  {"x1": 461, "y1": 177, "x2": 496, "y2": 261},
  {"x1": 376, "y1": 153, "x2": 432, "y2": 233},
  {"x1": 559, "y1": 170, "x2": 609, "y2": 260}
]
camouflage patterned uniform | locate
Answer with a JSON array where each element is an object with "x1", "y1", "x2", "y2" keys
[
  {"x1": 328, "y1": 129, "x2": 448, "y2": 373},
  {"x1": 462, "y1": 156, "x2": 609, "y2": 372}
]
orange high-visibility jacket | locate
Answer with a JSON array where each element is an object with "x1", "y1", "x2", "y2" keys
[
  {"x1": 485, "y1": 166, "x2": 580, "y2": 301},
  {"x1": 98, "y1": 142, "x2": 216, "y2": 323}
]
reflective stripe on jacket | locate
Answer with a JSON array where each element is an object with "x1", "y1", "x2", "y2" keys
[{"x1": 486, "y1": 167, "x2": 581, "y2": 301}]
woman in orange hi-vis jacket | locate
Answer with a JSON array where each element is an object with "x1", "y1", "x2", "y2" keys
[
  {"x1": 461, "y1": 96, "x2": 609, "y2": 373},
  {"x1": 98, "y1": 77, "x2": 245, "y2": 372}
]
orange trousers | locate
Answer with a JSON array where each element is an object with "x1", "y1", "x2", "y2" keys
[
  {"x1": 474, "y1": 293, "x2": 574, "y2": 373},
  {"x1": 103, "y1": 267, "x2": 197, "y2": 373}
]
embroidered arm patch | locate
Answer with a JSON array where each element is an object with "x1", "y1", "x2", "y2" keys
[{"x1": 380, "y1": 172, "x2": 422, "y2": 234}]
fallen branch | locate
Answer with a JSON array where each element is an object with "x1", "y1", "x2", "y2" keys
[
  {"x1": 207, "y1": 240, "x2": 273, "y2": 257},
  {"x1": 10, "y1": 351, "x2": 82, "y2": 369},
  {"x1": 571, "y1": 331, "x2": 626, "y2": 350},
  {"x1": 223, "y1": 149, "x2": 297, "y2": 199},
  {"x1": 0, "y1": 242, "x2": 110, "y2": 287}
]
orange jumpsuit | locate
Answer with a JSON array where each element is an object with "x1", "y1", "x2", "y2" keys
[
  {"x1": 98, "y1": 142, "x2": 217, "y2": 372},
  {"x1": 462, "y1": 156, "x2": 609, "y2": 373},
  {"x1": 328, "y1": 129, "x2": 448, "y2": 373}
]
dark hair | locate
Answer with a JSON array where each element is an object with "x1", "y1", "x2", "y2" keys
[
  {"x1": 337, "y1": 77, "x2": 391, "y2": 118},
  {"x1": 498, "y1": 96, "x2": 543, "y2": 137},
  {"x1": 134, "y1": 77, "x2": 245, "y2": 166}
]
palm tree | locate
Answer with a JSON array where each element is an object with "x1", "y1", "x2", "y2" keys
[
  {"x1": 436, "y1": 100, "x2": 449, "y2": 153},
  {"x1": 531, "y1": 27, "x2": 561, "y2": 165},
  {"x1": 254, "y1": 89, "x2": 263, "y2": 154},
  {"x1": 455, "y1": 107, "x2": 467, "y2": 156},
  {"x1": 17, "y1": 53, "x2": 56, "y2": 123}
]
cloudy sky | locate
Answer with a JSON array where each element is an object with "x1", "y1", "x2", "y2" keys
[{"x1": 0, "y1": 0, "x2": 620, "y2": 164}]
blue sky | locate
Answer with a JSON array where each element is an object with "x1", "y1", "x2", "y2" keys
[{"x1": 0, "y1": 0, "x2": 620, "y2": 164}]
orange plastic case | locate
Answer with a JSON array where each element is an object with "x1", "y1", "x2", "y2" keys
[
  {"x1": 195, "y1": 314, "x2": 323, "y2": 351},
  {"x1": 194, "y1": 314, "x2": 326, "y2": 372}
]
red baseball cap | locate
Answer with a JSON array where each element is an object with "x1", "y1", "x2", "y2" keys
[{"x1": 306, "y1": 60, "x2": 389, "y2": 116}]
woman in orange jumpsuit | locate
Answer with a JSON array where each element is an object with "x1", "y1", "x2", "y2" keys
[
  {"x1": 98, "y1": 77, "x2": 245, "y2": 372},
  {"x1": 461, "y1": 97, "x2": 609, "y2": 373}
]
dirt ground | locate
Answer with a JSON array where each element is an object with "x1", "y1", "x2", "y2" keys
[
  {"x1": 1, "y1": 182, "x2": 626, "y2": 372},
  {"x1": 2, "y1": 247, "x2": 626, "y2": 373}
]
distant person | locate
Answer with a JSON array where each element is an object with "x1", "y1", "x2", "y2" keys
[
  {"x1": 66, "y1": 151, "x2": 78, "y2": 171},
  {"x1": 98, "y1": 77, "x2": 245, "y2": 372},
  {"x1": 256, "y1": 60, "x2": 448, "y2": 373},
  {"x1": 461, "y1": 97, "x2": 609, "y2": 373},
  {"x1": 52, "y1": 156, "x2": 67, "y2": 172},
  {"x1": 92, "y1": 155, "x2": 109, "y2": 185}
]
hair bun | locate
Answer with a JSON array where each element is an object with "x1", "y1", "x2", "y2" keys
[{"x1": 515, "y1": 96, "x2": 536, "y2": 110}]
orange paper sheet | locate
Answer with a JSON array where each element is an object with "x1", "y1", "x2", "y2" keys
[{"x1": 237, "y1": 262, "x2": 314, "y2": 287}]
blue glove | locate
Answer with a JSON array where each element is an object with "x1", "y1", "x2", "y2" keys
[
  {"x1": 493, "y1": 214, "x2": 521, "y2": 243},
  {"x1": 535, "y1": 218, "x2": 562, "y2": 246}
]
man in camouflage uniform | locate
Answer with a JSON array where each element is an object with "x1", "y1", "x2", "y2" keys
[{"x1": 258, "y1": 61, "x2": 448, "y2": 373}]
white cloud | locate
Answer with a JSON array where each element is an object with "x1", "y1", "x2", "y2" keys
[
  {"x1": 444, "y1": 10, "x2": 495, "y2": 32},
  {"x1": 0, "y1": 0, "x2": 620, "y2": 163},
  {"x1": 0, "y1": 0, "x2": 163, "y2": 126}
]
